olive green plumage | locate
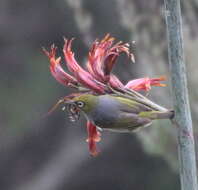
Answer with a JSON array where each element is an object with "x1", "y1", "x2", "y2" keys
[{"x1": 72, "y1": 94, "x2": 174, "y2": 132}]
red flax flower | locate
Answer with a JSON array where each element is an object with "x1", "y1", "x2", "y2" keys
[
  {"x1": 125, "y1": 76, "x2": 166, "y2": 91},
  {"x1": 43, "y1": 34, "x2": 166, "y2": 156},
  {"x1": 86, "y1": 121, "x2": 101, "y2": 156}
]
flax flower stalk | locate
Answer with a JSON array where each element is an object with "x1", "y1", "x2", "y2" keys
[{"x1": 164, "y1": 0, "x2": 198, "y2": 189}]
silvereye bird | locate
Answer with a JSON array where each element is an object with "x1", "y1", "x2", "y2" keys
[{"x1": 69, "y1": 94, "x2": 174, "y2": 132}]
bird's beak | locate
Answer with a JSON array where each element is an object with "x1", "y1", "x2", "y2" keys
[
  {"x1": 45, "y1": 98, "x2": 75, "y2": 117},
  {"x1": 63, "y1": 99, "x2": 75, "y2": 105}
]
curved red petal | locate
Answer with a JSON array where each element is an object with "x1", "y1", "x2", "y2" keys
[
  {"x1": 125, "y1": 77, "x2": 166, "y2": 91},
  {"x1": 109, "y1": 74, "x2": 124, "y2": 89},
  {"x1": 63, "y1": 38, "x2": 81, "y2": 73},
  {"x1": 87, "y1": 43, "x2": 106, "y2": 81},
  {"x1": 149, "y1": 76, "x2": 166, "y2": 87},
  {"x1": 125, "y1": 78, "x2": 149, "y2": 91},
  {"x1": 43, "y1": 46, "x2": 77, "y2": 86},
  {"x1": 63, "y1": 38, "x2": 105, "y2": 94},
  {"x1": 76, "y1": 71, "x2": 105, "y2": 94},
  {"x1": 87, "y1": 34, "x2": 135, "y2": 85},
  {"x1": 86, "y1": 121, "x2": 101, "y2": 156}
]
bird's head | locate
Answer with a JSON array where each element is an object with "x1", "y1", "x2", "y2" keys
[
  {"x1": 46, "y1": 93, "x2": 99, "y2": 120},
  {"x1": 70, "y1": 94, "x2": 98, "y2": 113}
]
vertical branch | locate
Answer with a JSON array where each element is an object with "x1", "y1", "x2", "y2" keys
[{"x1": 164, "y1": 0, "x2": 198, "y2": 190}]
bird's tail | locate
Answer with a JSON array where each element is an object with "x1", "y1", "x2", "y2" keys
[
  {"x1": 155, "y1": 110, "x2": 175, "y2": 120},
  {"x1": 139, "y1": 110, "x2": 174, "y2": 120}
]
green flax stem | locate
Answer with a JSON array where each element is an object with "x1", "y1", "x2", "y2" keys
[{"x1": 164, "y1": 0, "x2": 198, "y2": 189}]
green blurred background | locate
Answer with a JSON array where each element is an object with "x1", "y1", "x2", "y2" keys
[{"x1": 1, "y1": 0, "x2": 198, "y2": 189}]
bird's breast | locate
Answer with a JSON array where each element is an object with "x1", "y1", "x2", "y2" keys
[{"x1": 87, "y1": 96, "x2": 120, "y2": 128}]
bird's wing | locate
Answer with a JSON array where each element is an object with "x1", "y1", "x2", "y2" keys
[
  {"x1": 113, "y1": 96, "x2": 153, "y2": 114},
  {"x1": 115, "y1": 112, "x2": 152, "y2": 131}
]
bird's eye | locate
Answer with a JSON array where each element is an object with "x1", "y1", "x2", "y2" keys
[{"x1": 76, "y1": 101, "x2": 85, "y2": 108}]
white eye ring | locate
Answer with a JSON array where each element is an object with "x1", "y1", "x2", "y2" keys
[{"x1": 76, "y1": 101, "x2": 85, "y2": 108}]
